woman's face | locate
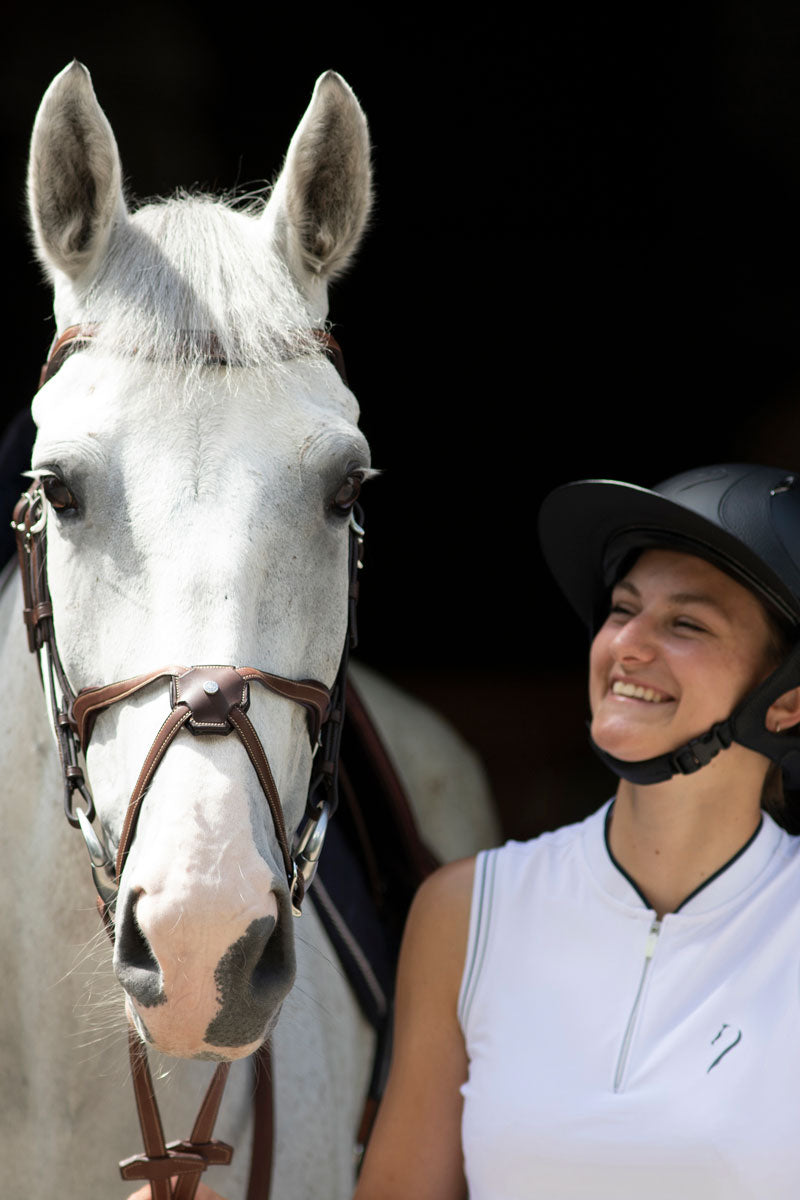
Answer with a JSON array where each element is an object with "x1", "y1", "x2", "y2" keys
[{"x1": 589, "y1": 549, "x2": 777, "y2": 763}]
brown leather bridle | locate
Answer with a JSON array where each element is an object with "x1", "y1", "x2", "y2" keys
[{"x1": 13, "y1": 324, "x2": 364, "y2": 1199}]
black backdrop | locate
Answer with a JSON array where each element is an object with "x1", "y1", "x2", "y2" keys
[{"x1": 5, "y1": 5, "x2": 800, "y2": 836}]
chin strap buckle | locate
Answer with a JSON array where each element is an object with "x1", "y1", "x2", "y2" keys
[{"x1": 669, "y1": 721, "x2": 734, "y2": 776}]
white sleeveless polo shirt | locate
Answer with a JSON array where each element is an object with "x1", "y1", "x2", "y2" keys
[{"x1": 458, "y1": 803, "x2": 800, "y2": 1199}]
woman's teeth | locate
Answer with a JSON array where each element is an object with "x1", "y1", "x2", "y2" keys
[{"x1": 611, "y1": 681, "x2": 667, "y2": 703}]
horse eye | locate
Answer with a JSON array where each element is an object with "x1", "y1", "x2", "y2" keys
[
  {"x1": 331, "y1": 472, "x2": 363, "y2": 514},
  {"x1": 41, "y1": 475, "x2": 78, "y2": 513}
]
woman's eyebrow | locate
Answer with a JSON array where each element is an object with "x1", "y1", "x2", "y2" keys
[
  {"x1": 667, "y1": 591, "x2": 727, "y2": 613},
  {"x1": 614, "y1": 580, "x2": 728, "y2": 613}
]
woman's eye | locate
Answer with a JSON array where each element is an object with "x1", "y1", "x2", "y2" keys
[
  {"x1": 41, "y1": 475, "x2": 78, "y2": 513},
  {"x1": 331, "y1": 471, "x2": 363, "y2": 514}
]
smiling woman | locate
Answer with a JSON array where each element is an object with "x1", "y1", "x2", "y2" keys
[{"x1": 352, "y1": 463, "x2": 800, "y2": 1200}]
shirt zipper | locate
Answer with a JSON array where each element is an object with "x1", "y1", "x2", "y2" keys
[{"x1": 613, "y1": 918, "x2": 661, "y2": 1093}]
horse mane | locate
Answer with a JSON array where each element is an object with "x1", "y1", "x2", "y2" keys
[{"x1": 80, "y1": 191, "x2": 325, "y2": 385}]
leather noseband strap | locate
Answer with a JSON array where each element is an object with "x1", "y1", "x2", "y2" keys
[{"x1": 71, "y1": 662, "x2": 331, "y2": 906}]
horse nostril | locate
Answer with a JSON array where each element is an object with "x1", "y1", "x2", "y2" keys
[
  {"x1": 113, "y1": 888, "x2": 166, "y2": 1008},
  {"x1": 203, "y1": 911, "x2": 295, "y2": 1048},
  {"x1": 252, "y1": 912, "x2": 293, "y2": 1000}
]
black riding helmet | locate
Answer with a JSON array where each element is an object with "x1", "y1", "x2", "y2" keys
[{"x1": 537, "y1": 463, "x2": 800, "y2": 787}]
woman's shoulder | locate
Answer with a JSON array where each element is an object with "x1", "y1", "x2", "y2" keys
[
  {"x1": 407, "y1": 856, "x2": 477, "y2": 940},
  {"x1": 391, "y1": 859, "x2": 475, "y2": 996}
]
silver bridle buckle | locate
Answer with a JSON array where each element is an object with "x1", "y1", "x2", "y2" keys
[
  {"x1": 75, "y1": 807, "x2": 119, "y2": 912},
  {"x1": 10, "y1": 486, "x2": 47, "y2": 541},
  {"x1": 291, "y1": 800, "x2": 332, "y2": 915}
]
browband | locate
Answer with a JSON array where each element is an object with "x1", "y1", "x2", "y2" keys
[{"x1": 39, "y1": 323, "x2": 348, "y2": 389}]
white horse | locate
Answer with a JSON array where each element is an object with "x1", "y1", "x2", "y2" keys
[{"x1": 0, "y1": 63, "x2": 496, "y2": 1200}]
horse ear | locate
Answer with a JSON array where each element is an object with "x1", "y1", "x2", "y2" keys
[
  {"x1": 28, "y1": 61, "x2": 126, "y2": 283},
  {"x1": 265, "y1": 71, "x2": 372, "y2": 308}
]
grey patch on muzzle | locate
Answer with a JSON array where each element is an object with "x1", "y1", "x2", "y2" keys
[{"x1": 204, "y1": 914, "x2": 293, "y2": 1047}]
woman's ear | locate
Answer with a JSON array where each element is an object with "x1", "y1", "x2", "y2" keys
[{"x1": 766, "y1": 687, "x2": 800, "y2": 733}]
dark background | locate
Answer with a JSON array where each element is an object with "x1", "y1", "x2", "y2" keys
[{"x1": 5, "y1": 4, "x2": 800, "y2": 838}]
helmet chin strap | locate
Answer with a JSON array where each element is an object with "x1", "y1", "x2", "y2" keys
[
  {"x1": 590, "y1": 642, "x2": 800, "y2": 789},
  {"x1": 589, "y1": 721, "x2": 735, "y2": 785}
]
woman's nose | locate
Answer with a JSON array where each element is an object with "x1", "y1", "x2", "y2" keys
[{"x1": 610, "y1": 613, "x2": 657, "y2": 661}]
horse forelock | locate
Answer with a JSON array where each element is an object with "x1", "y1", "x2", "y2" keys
[{"x1": 76, "y1": 192, "x2": 326, "y2": 384}]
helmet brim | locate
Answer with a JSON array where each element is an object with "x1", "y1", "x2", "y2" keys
[{"x1": 537, "y1": 478, "x2": 800, "y2": 631}]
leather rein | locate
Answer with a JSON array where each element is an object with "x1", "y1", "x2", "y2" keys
[{"x1": 13, "y1": 325, "x2": 363, "y2": 1199}]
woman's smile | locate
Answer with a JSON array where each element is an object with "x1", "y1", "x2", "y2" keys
[{"x1": 609, "y1": 677, "x2": 675, "y2": 704}]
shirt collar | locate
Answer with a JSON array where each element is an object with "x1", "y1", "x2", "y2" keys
[{"x1": 582, "y1": 799, "x2": 786, "y2": 915}]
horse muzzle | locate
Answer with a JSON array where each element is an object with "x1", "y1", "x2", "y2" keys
[{"x1": 114, "y1": 856, "x2": 295, "y2": 1058}]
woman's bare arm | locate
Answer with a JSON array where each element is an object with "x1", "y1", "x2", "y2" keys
[{"x1": 354, "y1": 856, "x2": 476, "y2": 1200}]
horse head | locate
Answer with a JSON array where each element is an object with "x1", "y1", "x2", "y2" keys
[{"x1": 25, "y1": 61, "x2": 372, "y2": 1061}]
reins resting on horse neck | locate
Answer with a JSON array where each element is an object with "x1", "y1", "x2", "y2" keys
[{"x1": 14, "y1": 324, "x2": 363, "y2": 1200}]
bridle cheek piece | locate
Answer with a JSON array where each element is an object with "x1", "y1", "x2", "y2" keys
[{"x1": 12, "y1": 324, "x2": 363, "y2": 1199}]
